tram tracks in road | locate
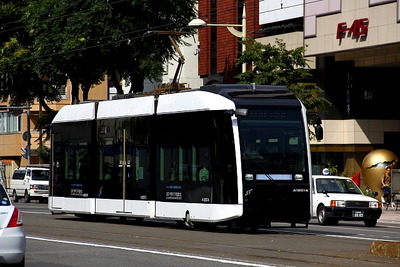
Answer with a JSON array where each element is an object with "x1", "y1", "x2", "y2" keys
[{"x1": 23, "y1": 213, "x2": 400, "y2": 267}]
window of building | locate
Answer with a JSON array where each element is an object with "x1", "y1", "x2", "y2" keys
[{"x1": 0, "y1": 112, "x2": 21, "y2": 133}]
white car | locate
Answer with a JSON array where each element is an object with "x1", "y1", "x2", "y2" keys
[
  {"x1": 0, "y1": 183, "x2": 26, "y2": 266},
  {"x1": 312, "y1": 175, "x2": 382, "y2": 227}
]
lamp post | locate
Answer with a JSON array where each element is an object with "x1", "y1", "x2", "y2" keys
[{"x1": 189, "y1": 4, "x2": 247, "y2": 73}]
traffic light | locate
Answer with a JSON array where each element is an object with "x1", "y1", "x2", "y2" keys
[{"x1": 21, "y1": 146, "x2": 29, "y2": 159}]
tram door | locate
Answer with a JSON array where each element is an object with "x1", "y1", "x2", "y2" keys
[
  {"x1": 97, "y1": 126, "x2": 133, "y2": 214},
  {"x1": 118, "y1": 129, "x2": 133, "y2": 214},
  {"x1": 117, "y1": 129, "x2": 152, "y2": 217}
]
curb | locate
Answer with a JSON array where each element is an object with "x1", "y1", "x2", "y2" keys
[{"x1": 370, "y1": 241, "x2": 400, "y2": 258}]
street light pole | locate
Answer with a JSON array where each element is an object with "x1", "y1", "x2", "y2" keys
[
  {"x1": 189, "y1": 4, "x2": 247, "y2": 73},
  {"x1": 26, "y1": 103, "x2": 31, "y2": 166}
]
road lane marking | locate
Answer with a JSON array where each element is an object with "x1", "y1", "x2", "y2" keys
[
  {"x1": 268, "y1": 229, "x2": 399, "y2": 242},
  {"x1": 27, "y1": 236, "x2": 290, "y2": 267}
]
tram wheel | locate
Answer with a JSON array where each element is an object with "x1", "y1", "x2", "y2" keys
[{"x1": 184, "y1": 211, "x2": 194, "y2": 229}]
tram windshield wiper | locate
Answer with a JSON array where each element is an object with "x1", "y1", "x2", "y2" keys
[{"x1": 264, "y1": 174, "x2": 278, "y2": 187}]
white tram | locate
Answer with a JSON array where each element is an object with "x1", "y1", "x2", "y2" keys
[{"x1": 49, "y1": 84, "x2": 316, "y2": 229}]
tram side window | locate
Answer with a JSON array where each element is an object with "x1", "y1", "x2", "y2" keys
[
  {"x1": 160, "y1": 146, "x2": 178, "y2": 181},
  {"x1": 159, "y1": 145, "x2": 211, "y2": 182},
  {"x1": 64, "y1": 143, "x2": 89, "y2": 181},
  {"x1": 99, "y1": 140, "x2": 114, "y2": 181},
  {"x1": 135, "y1": 147, "x2": 146, "y2": 181}
]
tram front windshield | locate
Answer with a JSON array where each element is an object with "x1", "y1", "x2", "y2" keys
[{"x1": 238, "y1": 109, "x2": 307, "y2": 176}]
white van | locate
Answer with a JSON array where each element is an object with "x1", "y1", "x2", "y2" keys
[
  {"x1": 10, "y1": 166, "x2": 49, "y2": 203},
  {"x1": 312, "y1": 175, "x2": 382, "y2": 227}
]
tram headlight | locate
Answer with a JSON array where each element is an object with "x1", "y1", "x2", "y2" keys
[
  {"x1": 245, "y1": 174, "x2": 254, "y2": 181},
  {"x1": 235, "y1": 109, "x2": 248, "y2": 117},
  {"x1": 294, "y1": 174, "x2": 303, "y2": 181}
]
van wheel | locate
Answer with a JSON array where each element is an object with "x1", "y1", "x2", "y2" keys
[
  {"x1": 12, "y1": 190, "x2": 18, "y2": 202},
  {"x1": 364, "y1": 218, "x2": 377, "y2": 227},
  {"x1": 317, "y1": 205, "x2": 329, "y2": 225},
  {"x1": 24, "y1": 191, "x2": 31, "y2": 203}
]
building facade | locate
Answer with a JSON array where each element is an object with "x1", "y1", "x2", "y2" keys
[
  {"x1": 303, "y1": 0, "x2": 400, "y2": 178},
  {"x1": 195, "y1": 0, "x2": 400, "y2": 183},
  {"x1": 0, "y1": 80, "x2": 109, "y2": 188}
]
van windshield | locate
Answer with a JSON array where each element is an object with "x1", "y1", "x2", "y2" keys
[{"x1": 32, "y1": 170, "x2": 49, "y2": 181}]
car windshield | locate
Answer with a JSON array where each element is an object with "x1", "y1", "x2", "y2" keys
[
  {"x1": 32, "y1": 170, "x2": 49, "y2": 181},
  {"x1": 316, "y1": 178, "x2": 363, "y2": 194}
]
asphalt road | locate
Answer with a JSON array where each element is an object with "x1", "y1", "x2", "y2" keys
[{"x1": 17, "y1": 202, "x2": 400, "y2": 267}]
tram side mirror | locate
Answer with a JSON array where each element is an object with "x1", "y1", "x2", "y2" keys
[
  {"x1": 235, "y1": 109, "x2": 248, "y2": 117},
  {"x1": 309, "y1": 113, "x2": 323, "y2": 141},
  {"x1": 314, "y1": 124, "x2": 323, "y2": 141}
]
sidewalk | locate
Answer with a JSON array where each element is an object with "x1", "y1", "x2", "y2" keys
[
  {"x1": 379, "y1": 209, "x2": 400, "y2": 223},
  {"x1": 370, "y1": 209, "x2": 400, "y2": 258}
]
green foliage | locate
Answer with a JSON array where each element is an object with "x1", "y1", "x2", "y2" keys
[
  {"x1": 235, "y1": 38, "x2": 330, "y2": 113},
  {"x1": 0, "y1": 0, "x2": 197, "y2": 105},
  {"x1": 360, "y1": 186, "x2": 375, "y2": 197}
]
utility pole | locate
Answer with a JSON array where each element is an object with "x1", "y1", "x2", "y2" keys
[{"x1": 26, "y1": 103, "x2": 31, "y2": 165}]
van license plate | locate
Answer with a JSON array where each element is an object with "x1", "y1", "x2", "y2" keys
[{"x1": 352, "y1": 211, "x2": 364, "y2": 218}]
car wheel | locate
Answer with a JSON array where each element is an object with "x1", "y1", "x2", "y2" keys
[
  {"x1": 329, "y1": 219, "x2": 339, "y2": 225},
  {"x1": 24, "y1": 191, "x2": 31, "y2": 203},
  {"x1": 17, "y1": 256, "x2": 25, "y2": 267},
  {"x1": 364, "y1": 218, "x2": 377, "y2": 227},
  {"x1": 317, "y1": 205, "x2": 330, "y2": 225},
  {"x1": 12, "y1": 190, "x2": 19, "y2": 202}
]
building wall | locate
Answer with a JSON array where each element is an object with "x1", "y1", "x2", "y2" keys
[
  {"x1": 310, "y1": 120, "x2": 400, "y2": 145},
  {"x1": 197, "y1": 0, "x2": 259, "y2": 84},
  {"x1": 303, "y1": 0, "x2": 400, "y2": 178},
  {"x1": 305, "y1": 0, "x2": 400, "y2": 56}
]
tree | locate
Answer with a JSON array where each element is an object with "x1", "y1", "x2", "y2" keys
[
  {"x1": 0, "y1": 0, "x2": 60, "y2": 112},
  {"x1": 235, "y1": 38, "x2": 330, "y2": 113},
  {"x1": 22, "y1": 0, "x2": 197, "y2": 103}
]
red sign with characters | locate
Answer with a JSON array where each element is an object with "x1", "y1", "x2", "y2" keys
[{"x1": 337, "y1": 18, "x2": 369, "y2": 39}]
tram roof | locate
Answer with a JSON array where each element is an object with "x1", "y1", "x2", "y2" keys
[
  {"x1": 199, "y1": 84, "x2": 295, "y2": 99},
  {"x1": 156, "y1": 91, "x2": 235, "y2": 115},
  {"x1": 97, "y1": 96, "x2": 154, "y2": 119},
  {"x1": 52, "y1": 85, "x2": 299, "y2": 124},
  {"x1": 52, "y1": 102, "x2": 96, "y2": 123},
  {"x1": 198, "y1": 84, "x2": 300, "y2": 108},
  {"x1": 53, "y1": 91, "x2": 236, "y2": 123}
]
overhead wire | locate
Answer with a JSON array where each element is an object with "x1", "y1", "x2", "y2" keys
[
  {"x1": 0, "y1": 0, "x2": 128, "y2": 34},
  {"x1": 0, "y1": 2, "x2": 259, "y2": 66}
]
